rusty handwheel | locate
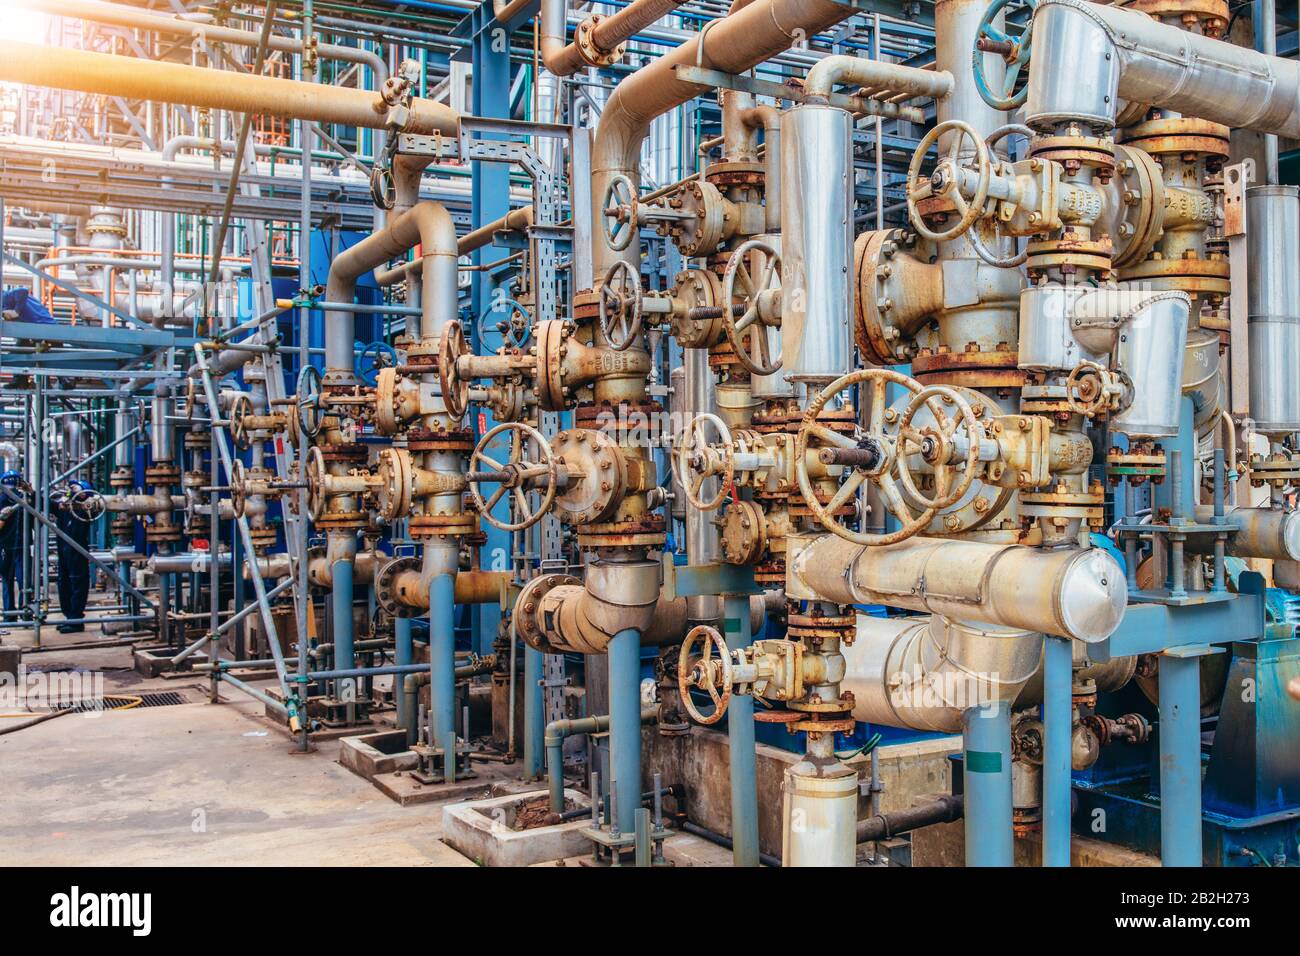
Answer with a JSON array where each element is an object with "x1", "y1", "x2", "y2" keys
[
  {"x1": 795, "y1": 368, "x2": 978, "y2": 546},
  {"x1": 229, "y1": 393, "x2": 255, "y2": 449},
  {"x1": 305, "y1": 445, "x2": 329, "y2": 522},
  {"x1": 438, "y1": 319, "x2": 471, "y2": 422},
  {"x1": 721, "y1": 238, "x2": 782, "y2": 376},
  {"x1": 906, "y1": 119, "x2": 992, "y2": 243},
  {"x1": 468, "y1": 421, "x2": 557, "y2": 532},
  {"x1": 229, "y1": 458, "x2": 249, "y2": 519},
  {"x1": 674, "y1": 412, "x2": 735, "y2": 512},
  {"x1": 598, "y1": 260, "x2": 643, "y2": 351},
  {"x1": 678, "y1": 624, "x2": 734, "y2": 725}
]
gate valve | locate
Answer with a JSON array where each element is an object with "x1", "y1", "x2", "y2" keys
[
  {"x1": 795, "y1": 368, "x2": 988, "y2": 546},
  {"x1": 678, "y1": 625, "x2": 806, "y2": 724},
  {"x1": 720, "y1": 239, "x2": 783, "y2": 376},
  {"x1": 467, "y1": 421, "x2": 558, "y2": 532},
  {"x1": 907, "y1": 120, "x2": 993, "y2": 243},
  {"x1": 304, "y1": 445, "x2": 380, "y2": 522}
]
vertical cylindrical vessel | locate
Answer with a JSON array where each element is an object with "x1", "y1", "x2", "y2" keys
[
  {"x1": 1246, "y1": 184, "x2": 1300, "y2": 436},
  {"x1": 779, "y1": 104, "x2": 853, "y2": 387},
  {"x1": 1110, "y1": 293, "x2": 1190, "y2": 438},
  {"x1": 781, "y1": 747, "x2": 858, "y2": 866}
]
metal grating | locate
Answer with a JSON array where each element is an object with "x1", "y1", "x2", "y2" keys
[{"x1": 67, "y1": 691, "x2": 187, "y2": 713}]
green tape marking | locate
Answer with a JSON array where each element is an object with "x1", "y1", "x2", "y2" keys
[{"x1": 966, "y1": 750, "x2": 1003, "y2": 774}]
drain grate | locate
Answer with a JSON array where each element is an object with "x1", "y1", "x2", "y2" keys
[
  {"x1": 60, "y1": 691, "x2": 187, "y2": 713},
  {"x1": 136, "y1": 691, "x2": 186, "y2": 708}
]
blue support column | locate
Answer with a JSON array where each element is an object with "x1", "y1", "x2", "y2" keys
[
  {"x1": 724, "y1": 594, "x2": 759, "y2": 867},
  {"x1": 330, "y1": 556, "x2": 356, "y2": 707},
  {"x1": 466, "y1": 3, "x2": 513, "y2": 657},
  {"x1": 1042, "y1": 635, "x2": 1072, "y2": 866},
  {"x1": 963, "y1": 700, "x2": 1013, "y2": 866},
  {"x1": 608, "y1": 627, "x2": 641, "y2": 834},
  {"x1": 394, "y1": 615, "x2": 413, "y2": 737},
  {"x1": 429, "y1": 573, "x2": 457, "y2": 748},
  {"x1": 1158, "y1": 651, "x2": 1203, "y2": 866},
  {"x1": 524, "y1": 644, "x2": 545, "y2": 778}
]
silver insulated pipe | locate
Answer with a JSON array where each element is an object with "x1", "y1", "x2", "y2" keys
[
  {"x1": 779, "y1": 104, "x2": 853, "y2": 389},
  {"x1": 1246, "y1": 185, "x2": 1300, "y2": 437}
]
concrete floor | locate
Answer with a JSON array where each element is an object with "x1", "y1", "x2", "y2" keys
[{"x1": 0, "y1": 601, "x2": 476, "y2": 867}]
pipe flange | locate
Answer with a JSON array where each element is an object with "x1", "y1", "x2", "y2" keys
[
  {"x1": 574, "y1": 14, "x2": 625, "y2": 68},
  {"x1": 375, "y1": 556, "x2": 422, "y2": 619},
  {"x1": 551, "y1": 428, "x2": 626, "y2": 525},
  {"x1": 514, "y1": 573, "x2": 580, "y2": 654},
  {"x1": 374, "y1": 447, "x2": 414, "y2": 523}
]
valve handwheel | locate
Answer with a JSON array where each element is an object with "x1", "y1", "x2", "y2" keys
[
  {"x1": 794, "y1": 368, "x2": 984, "y2": 547},
  {"x1": 438, "y1": 319, "x2": 472, "y2": 421},
  {"x1": 675, "y1": 412, "x2": 735, "y2": 512},
  {"x1": 721, "y1": 239, "x2": 783, "y2": 376},
  {"x1": 68, "y1": 488, "x2": 106, "y2": 523},
  {"x1": 305, "y1": 445, "x2": 329, "y2": 522},
  {"x1": 1064, "y1": 360, "x2": 1112, "y2": 419},
  {"x1": 357, "y1": 340, "x2": 398, "y2": 387},
  {"x1": 907, "y1": 120, "x2": 992, "y2": 243},
  {"x1": 468, "y1": 422, "x2": 557, "y2": 533},
  {"x1": 601, "y1": 173, "x2": 639, "y2": 252},
  {"x1": 296, "y1": 364, "x2": 324, "y2": 440},
  {"x1": 972, "y1": 0, "x2": 1037, "y2": 111},
  {"x1": 229, "y1": 458, "x2": 249, "y2": 519},
  {"x1": 893, "y1": 384, "x2": 984, "y2": 513},
  {"x1": 598, "y1": 260, "x2": 643, "y2": 351},
  {"x1": 678, "y1": 624, "x2": 733, "y2": 726},
  {"x1": 229, "y1": 393, "x2": 255, "y2": 449}
]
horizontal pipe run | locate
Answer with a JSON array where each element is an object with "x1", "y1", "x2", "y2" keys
[
  {"x1": 855, "y1": 794, "x2": 964, "y2": 843},
  {"x1": 0, "y1": 41, "x2": 457, "y2": 135}
]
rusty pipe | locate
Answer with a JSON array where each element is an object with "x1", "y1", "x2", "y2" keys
[
  {"x1": 591, "y1": 0, "x2": 858, "y2": 278},
  {"x1": 0, "y1": 40, "x2": 457, "y2": 136},
  {"x1": 324, "y1": 201, "x2": 458, "y2": 378}
]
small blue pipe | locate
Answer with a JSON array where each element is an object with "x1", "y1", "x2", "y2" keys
[
  {"x1": 608, "y1": 627, "x2": 641, "y2": 834},
  {"x1": 724, "y1": 594, "x2": 759, "y2": 867},
  {"x1": 1042, "y1": 635, "x2": 1072, "y2": 866},
  {"x1": 963, "y1": 700, "x2": 1013, "y2": 866},
  {"x1": 429, "y1": 573, "x2": 456, "y2": 747},
  {"x1": 331, "y1": 560, "x2": 355, "y2": 704},
  {"x1": 524, "y1": 644, "x2": 545, "y2": 779},
  {"x1": 394, "y1": 615, "x2": 413, "y2": 736},
  {"x1": 1158, "y1": 653, "x2": 1203, "y2": 866}
]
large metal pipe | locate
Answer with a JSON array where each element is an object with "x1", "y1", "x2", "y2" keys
[
  {"x1": 841, "y1": 614, "x2": 1043, "y2": 733},
  {"x1": 803, "y1": 55, "x2": 954, "y2": 101},
  {"x1": 323, "y1": 201, "x2": 458, "y2": 379},
  {"x1": 26, "y1": 0, "x2": 389, "y2": 86},
  {"x1": 0, "y1": 40, "x2": 457, "y2": 135},
  {"x1": 538, "y1": 0, "x2": 686, "y2": 77},
  {"x1": 591, "y1": 0, "x2": 858, "y2": 278},
  {"x1": 1027, "y1": 0, "x2": 1300, "y2": 137},
  {"x1": 788, "y1": 533, "x2": 1126, "y2": 643}
]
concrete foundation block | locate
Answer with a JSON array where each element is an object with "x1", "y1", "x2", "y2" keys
[
  {"x1": 338, "y1": 730, "x2": 419, "y2": 780},
  {"x1": 442, "y1": 788, "x2": 593, "y2": 867}
]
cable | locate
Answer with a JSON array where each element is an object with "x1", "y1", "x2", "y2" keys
[{"x1": 0, "y1": 707, "x2": 75, "y2": 737}]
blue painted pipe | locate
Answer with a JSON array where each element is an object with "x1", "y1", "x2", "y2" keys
[
  {"x1": 1158, "y1": 653, "x2": 1203, "y2": 866},
  {"x1": 429, "y1": 573, "x2": 456, "y2": 747},
  {"x1": 963, "y1": 700, "x2": 1013, "y2": 866},
  {"x1": 608, "y1": 627, "x2": 641, "y2": 834},
  {"x1": 331, "y1": 559, "x2": 354, "y2": 704},
  {"x1": 724, "y1": 594, "x2": 759, "y2": 867},
  {"x1": 524, "y1": 644, "x2": 544, "y2": 779},
  {"x1": 394, "y1": 615, "x2": 413, "y2": 740},
  {"x1": 1042, "y1": 635, "x2": 1072, "y2": 866}
]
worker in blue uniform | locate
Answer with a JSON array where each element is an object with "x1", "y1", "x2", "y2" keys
[
  {"x1": 0, "y1": 469, "x2": 27, "y2": 615},
  {"x1": 53, "y1": 479, "x2": 94, "y2": 633}
]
